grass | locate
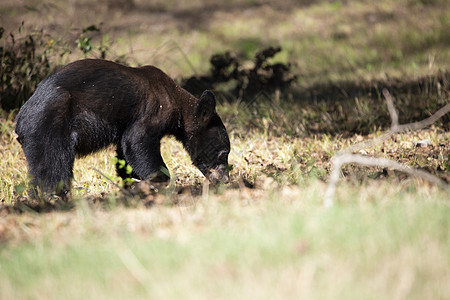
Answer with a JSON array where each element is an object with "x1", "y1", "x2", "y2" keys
[
  {"x1": 0, "y1": 0, "x2": 450, "y2": 298},
  {"x1": 1, "y1": 183, "x2": 449, "y2": 299},
  {"x1": 1, "y1": 0, "x2": 449, "y2": 82}
]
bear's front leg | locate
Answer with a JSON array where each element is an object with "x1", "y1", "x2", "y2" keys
[
  {"x1": 115, "y1": 145, "x2": 141, "y2": 181},
  {"x1": 120, "y1": 128, "x2": 170, "y2": 183}
]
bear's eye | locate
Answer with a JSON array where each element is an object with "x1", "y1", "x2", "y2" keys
[{"x1": 217, "y1": 150, "x2": 229, "y2": 161}]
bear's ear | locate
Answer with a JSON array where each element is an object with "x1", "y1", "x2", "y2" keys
[{"x1": 195, "y1": 90, "x2": 216, "y2": 127}]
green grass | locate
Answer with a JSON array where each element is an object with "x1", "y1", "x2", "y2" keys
[
  {"x1": 1, "y1": 184, "x2": 449, "y2": 299},
  {"x1": 2, "y1": 0, "x2": 449, "y2": 83}
]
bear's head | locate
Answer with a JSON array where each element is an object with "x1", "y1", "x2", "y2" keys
[{"x1": 185, "y1": 90, "x2": 231, "y2": 184}]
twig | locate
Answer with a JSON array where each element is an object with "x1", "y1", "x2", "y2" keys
[
  {"x1": 341, "y1": 130, "x2": 393, "y2": 154},
  {"x1": 115, "y1": 242, "x2": 151, "y2": 288},
  {"x1": 325, "y1": 89, "x2": 450, "y2": 207},
  {"x1": 343, "y1": 90, "x2": 450, "y2": 154},
  {"x1": 383, "y1": 89, "x2": 399, "y2": 128},
  {"x1": 324, "y1": 154, "x2": 448, "y2": 207},
  {"x1": 391, "y1": 101, "x2": 450, "y2": 133}
]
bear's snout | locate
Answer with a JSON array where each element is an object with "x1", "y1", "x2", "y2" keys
[{"x1": 207, "y1": 164, "x2": 230, "y2": 184}]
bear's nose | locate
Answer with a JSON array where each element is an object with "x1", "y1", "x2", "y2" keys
[
  {"x1": 208, "y1": 164, "x2": 230, "y2": 184},
  {"x1": 221, "y1": 173, "x2": 230, "y2": 184}
]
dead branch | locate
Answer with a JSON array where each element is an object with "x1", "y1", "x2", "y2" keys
[
  {"x1": 384, "y1": 88, "x2": 450, "y2": 133},
  {"x1": 324, "y1": 154, "x2": 448, "y2": 207},
  {"x1": 325, "y1": 89, "x2": 450, "y2": 207},
  {"x1": 343, "y1": 90, "x2": 450, "y2": 154},
  {"x1": 383, "y1": 89, "x2": 399, "y2": 128}
]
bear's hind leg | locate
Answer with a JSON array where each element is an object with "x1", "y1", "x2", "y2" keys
[{"x1": 24, "y1": 136, "x2": 76, "y2": 198}]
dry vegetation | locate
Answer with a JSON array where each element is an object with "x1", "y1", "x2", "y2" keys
[{"x1": 0, "y1": 0, "x2": 449, "y2": 299}]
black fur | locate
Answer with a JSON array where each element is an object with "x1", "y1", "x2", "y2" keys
[{"x1": 15, "y1": 59, "x2": 230, "y2": 197}]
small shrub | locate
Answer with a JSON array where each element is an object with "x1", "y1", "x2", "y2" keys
[
  {"x1": 0, "y1": 23, "x2": 120, "y2": 111},
  {"x1": 76, "y1": 24, "x2": 109, "y2": 59},
  {"x1": 0, "y1": 24, "x2": 60, "y2": 110},
  {"x1": 181, "y1": 46, "x2": 297, "y2": 99}
]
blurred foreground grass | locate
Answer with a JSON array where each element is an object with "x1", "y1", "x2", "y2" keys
[{"x1": 1, "y1": 182, "x2": 449, "y2": 299}]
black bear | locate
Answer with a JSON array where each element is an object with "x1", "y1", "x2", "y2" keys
[{"x1": 15, "y1": 59, "x2": 230, "y2": 197}]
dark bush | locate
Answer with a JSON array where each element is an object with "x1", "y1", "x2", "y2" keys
[
  {"x1": 182, "y1": 46, "x2": 297, "y2": 99},
  {"x1": 0, "y1": 23, "x2": 120, "y2": 111},
  {"x1": 0, "y1": 25, "x2": 57, "y2": 111}
]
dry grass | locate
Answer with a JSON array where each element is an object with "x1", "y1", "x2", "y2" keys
[{"x1": 2, "y1": 111, "x2": 448, "y2": 204}]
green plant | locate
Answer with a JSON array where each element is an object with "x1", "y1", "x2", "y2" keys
[
  {"x1": 76, "y1": 25, "x2": 109, "y2": 59},
  {"x1": 114, "y1": 157, "x2": 134, "y2": 185}
]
